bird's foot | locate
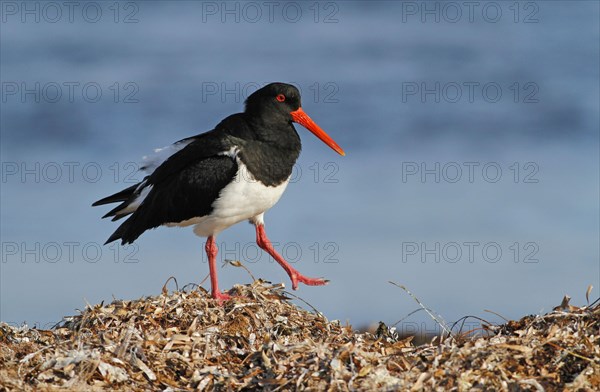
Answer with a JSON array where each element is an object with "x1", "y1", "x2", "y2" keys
[
  {"x1": 290, "y1": 273, "x2": 329, "y2": 290},
  {"x1": 212, "y1": 290, "x2": 234, "y2": 304},
  {"x1": 211, "y1": 290, "x2": 251, "y2": 304}
]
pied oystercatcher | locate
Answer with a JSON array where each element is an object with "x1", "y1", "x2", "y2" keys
[{"x1": 93, "y1": 82, "x2": 345, "y2": 301}]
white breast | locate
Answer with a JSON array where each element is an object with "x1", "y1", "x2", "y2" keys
[{"x1": 168, "y1": 161, "x2": 290, "y2": 237}]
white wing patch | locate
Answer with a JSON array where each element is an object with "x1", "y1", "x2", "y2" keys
[{"x1": 140, "y1": 139, "x2": 193, "y2": 174}]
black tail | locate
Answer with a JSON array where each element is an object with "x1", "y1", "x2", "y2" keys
[
  {"x1": 92, "y1": 183, "x2": 141, "y2": 222},
  {"x1": 102, "y1": 201, "x2": 133, "y2": 221},
  {"x1": 105, "y1": 223, "x2": 128, "y2": 245},
  {"x1": 92, "y1": 183, "x2": 139, "y2": 206},
  {"x1": 95, "y1": 179, "x2": 156, "y2": 245},
  {"x1": 104, "y1": 217, "x2": 133, "y2": 245},
  {"x1": 104, "y1": 214, "x2": 143, "y2": 245}
]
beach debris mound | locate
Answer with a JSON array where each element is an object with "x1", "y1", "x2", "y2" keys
[{"x1": 0, "y1": 282, "x2": 598, "y2": 391}]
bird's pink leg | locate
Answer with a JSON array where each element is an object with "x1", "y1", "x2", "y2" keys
[
  {"x1": 205, "y1": 235, "x2": 232, "y2": 303},
  {"x1": 255, "y1": 224, "x2": 328, "y2": 290}
]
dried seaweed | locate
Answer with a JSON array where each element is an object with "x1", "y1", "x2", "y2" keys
[{"x1": 1, "y1": 282, "x2": 598, "y2": 391}]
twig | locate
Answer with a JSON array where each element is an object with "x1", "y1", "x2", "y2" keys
[
  {"x1": 450, "y1": 315, "x2": 493, "y2": 337},
  {"x1": 484, "y1": 309, "x2": 510, "y2": 322},
  {"x1": 224, "y1": 259, "x2": 257, "y2": 282},
  {"x1": 389, "y1": 282, "x2": 452, "y2": 337},
  {"x1": 282, "y1": 290, "x2": 323, "y2": 317},
  {"x1": 544, "y1": 341, "x2": 594, "y2": 362},
  {"x1": 391, "y1": 308, "x2": 425, "y2": 328},
  {"x1": 161, "y1": 276, "x2": 179, "y2": 295}
]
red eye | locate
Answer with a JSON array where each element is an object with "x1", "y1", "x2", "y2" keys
[{"x1": 276, "y1": 94, "x2": 286, "y2": 102}]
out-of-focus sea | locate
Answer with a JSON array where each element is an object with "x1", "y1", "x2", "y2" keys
[{"x1": 1, "y1": 1, "x2": 598, "y2": 332}]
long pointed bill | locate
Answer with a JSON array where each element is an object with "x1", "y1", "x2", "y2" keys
[{"x1": 290, "y1": 107, "x2": 345, "y2": 156}]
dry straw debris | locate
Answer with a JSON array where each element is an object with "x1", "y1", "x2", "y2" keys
[{"x1": 1, "y1": 281, "x2": 598, "y2": 391}]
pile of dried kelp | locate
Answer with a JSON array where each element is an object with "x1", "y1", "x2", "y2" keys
[{"x1": 1, "y1": 281, "x2": 598, "y2": 391}]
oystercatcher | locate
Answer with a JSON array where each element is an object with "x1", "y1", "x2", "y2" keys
[{"x1": 93, "y1": 82, "x2": 345, "y2": 301}]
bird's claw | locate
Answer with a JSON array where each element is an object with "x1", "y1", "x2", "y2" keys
[
  {"x1": 212, "y1": 290, "x2": 251, "y2": 304},
  {"x1": 212, "y1": 291, "x2": 234, "y2": 304},
  {"x1": 290, "y1": 274, "x2": 329, "y2": 290}
]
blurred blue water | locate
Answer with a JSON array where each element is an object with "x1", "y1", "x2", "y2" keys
[{"x1": 1, "y1": 1, "x2": 598, "y2": 331}]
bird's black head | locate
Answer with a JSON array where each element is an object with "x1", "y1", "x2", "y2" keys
[
  {"x1": 244, "y1": 82, "x2": 301, "y2": 120},
  {"x1": 244, "y1": 82, "x2": 345, "y2": 156}
]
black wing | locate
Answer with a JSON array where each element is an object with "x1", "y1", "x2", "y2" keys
[
  {"x1": 105, "y1": 155, "x2": 238, "y2": 244},
  {"x1": 95, "y1": 116, "x2": 251, "y2": 245}
]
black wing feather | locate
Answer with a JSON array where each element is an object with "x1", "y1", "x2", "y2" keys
[
  {"x1": 106, "y1": 156, "x2": 237, "y2": 244},
  {"x1": 98, "y1": 119, "x2": 251, "y2": 245}
]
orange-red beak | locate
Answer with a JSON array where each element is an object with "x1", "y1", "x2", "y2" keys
[{"x1": 290, "y1": 108, "x2": 345, "y2": 156}]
